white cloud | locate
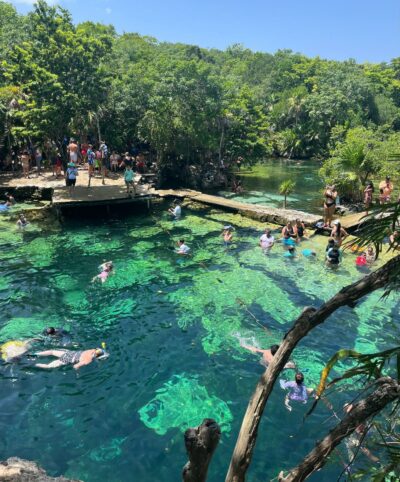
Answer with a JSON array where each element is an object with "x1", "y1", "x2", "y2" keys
[{"x1": 105, "y1": 7, "x2": 112, "y2": 14}]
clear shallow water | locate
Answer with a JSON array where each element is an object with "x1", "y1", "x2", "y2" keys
[
  {"x1": 219, "y1": 159, "x2": 324, "y2": 214},
  {"x1": 0, "y1": 204, "x2": 398, "y2": 481}
]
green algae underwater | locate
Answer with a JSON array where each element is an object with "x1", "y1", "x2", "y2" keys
[{"x1": 0, "y1": 203, "x2": 398, "y2": 482}]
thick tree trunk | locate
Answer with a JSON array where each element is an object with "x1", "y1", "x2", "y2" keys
[
  {"x1": 225, "y1": 255, "x2": 400, "y2": 482},
  {"x1": 278, "y1": 377, "x2": 400, "y2": 482},
  {"x1": 183, "y1": 418, "x2": 221, "y2": 482}
]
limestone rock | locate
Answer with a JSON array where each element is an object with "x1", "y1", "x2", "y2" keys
[{"x1": 0, "y1": 458, "x2": 82, "y2": 482}]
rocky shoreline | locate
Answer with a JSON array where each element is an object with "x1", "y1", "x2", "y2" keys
[{"x1": 0, "y1": 458, "x2": 81, "y2": 482}]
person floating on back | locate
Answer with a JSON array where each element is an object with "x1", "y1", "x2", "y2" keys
[
  {"x1": 35, "y1": 348, "x2": 108, "y2": 370},
  {"x1": 280, "y1": 372, "x2": 314, "y2": 411}
]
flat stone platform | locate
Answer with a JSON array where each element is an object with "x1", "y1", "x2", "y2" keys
[
  {"x1": 157, "y1": 189, "x2": 322, "y2": 227},
  {"x1": 53, "y1": 183, "x2": 156, "y2": 207}
]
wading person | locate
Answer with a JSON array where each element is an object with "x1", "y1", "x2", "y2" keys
[
  {"x1": 323, "y1": 185, "x2": 337, "y2": 227},
  {"x1": 35, "y1": 348, "x2": 107, "y2": 370},
  {"x1": 169, "y1": 203, "x2": 182, "y2": 219},
  {"x1": 222, "y1": 226, "x2": 233, "y2": 247},
  {"x1": 259, "y1": 228, "x2": 275, "y2": 253},
  {"x1": 330, "y1": 220, "x2": 348, "y2": 247},
  {"x1": 176, "y1": 239, "x2": 190, "y2": 255}
]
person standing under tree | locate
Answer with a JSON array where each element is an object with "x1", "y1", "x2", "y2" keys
[
  {"x1": 99, "y1": 140, "x2": 109, "y2": 185},
  {"x1": 67, "y1": 138, "x2": 79, "y2": 165},
  {"x1": 323, "y1": 185, "x2": 337, "y2": 227}
]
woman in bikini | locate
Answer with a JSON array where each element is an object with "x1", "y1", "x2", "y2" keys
[{"x1": 323, "y1": 185, "x2": 337, "y2": 227}]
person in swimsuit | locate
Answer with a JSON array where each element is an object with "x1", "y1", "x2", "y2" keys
[
  {"x1": 364, "y1": 181, "x2": 374, "y2": 214},
  {"x1": 330, "y1": 220, "x2": 348, "y2": 247},
  {"x1": 176, "y1": 239, "x2": 190, "y2": 255},
  {"x1": 21, "y1": 150, "x2": 31, "y2": 178},
  {"x1": 295, "y1": 219, "x2": 306, "y2": 241},
  {"x1": 280, "y1": 372, "x2": 313, "y2": 411},
  {"x1": 222, "y1": 226, "x2": 233, "y2": 247},
  {"x1": 323, "y1": 185, "x2": 337, "y2": 227},
  {"x1": 67, "y1": 138, "x2": 79, "y2": 164},
  {"x1": 17, "y1": 214, "x2": 28, "y2": 228},
  {"x1": 282, "y1": 221, "x2": 296, "y2": 239},
  {"x1": 378, "y1": 176, "x2": 393, "y2": 203},
  {"x1": 242, "y1": 343, "x2": 296, "y2": 369},
  {"x1": 35, "y1": 348, "x2": 106, "y2": 370},
  {"x1": 93, "y1": 261, "x2": 113, "y2": 283}
]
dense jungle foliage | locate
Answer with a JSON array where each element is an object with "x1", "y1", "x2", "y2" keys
[{"x1": 1, "y1": 0, "x2": 400, "y2": 191}]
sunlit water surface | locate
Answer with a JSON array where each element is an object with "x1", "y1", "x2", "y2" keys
[
  {"x1": 0, "y1": 202, "x2": 398, "y2": 481},
  {"x1": 219, "y1": 159, "x2": 324, "y2": 214}
]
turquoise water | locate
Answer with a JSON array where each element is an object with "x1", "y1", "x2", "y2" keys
[
  {"x1": 0, "y1": 203, "x2": 398, "y2": 481},
  {"x1": 219, "y1": 159, "x2": 323, "y2": 214}
]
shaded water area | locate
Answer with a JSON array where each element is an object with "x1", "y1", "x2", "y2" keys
[
  {"x1": 0, "y1": 202, "x2": 399, "y2": 481},
  {"x1": 219, "y1": 159, "x2": 324, "y2": 214}
]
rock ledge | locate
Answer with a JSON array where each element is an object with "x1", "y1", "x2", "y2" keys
[{"x1": 0, "y1": 458, "x2": 82, "y2": 482}]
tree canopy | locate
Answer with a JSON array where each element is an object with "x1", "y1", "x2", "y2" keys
[{"x1": 1, "y1": 0, "x2": 400, "y2": 184}]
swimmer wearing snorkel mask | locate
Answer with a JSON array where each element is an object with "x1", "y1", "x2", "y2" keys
[{"x1": 35, "y1": 346, "x2": 109, "y2": 370}]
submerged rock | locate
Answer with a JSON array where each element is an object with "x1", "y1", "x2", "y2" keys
[{"x1": 0, "y1": 458, "x2": 82, "y2": 481}]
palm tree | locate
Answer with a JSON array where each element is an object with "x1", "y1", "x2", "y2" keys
[{"x1": 279, "y1": 179, "x2": 295, "y2": 209}]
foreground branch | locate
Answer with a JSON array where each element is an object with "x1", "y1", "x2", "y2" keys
[
  {"x1": 182, "y1": 418, "x2": 221, "y2": 482},
  {"x1": 278, "y1": 377, "x2": 400, "y2": 481},
  {"x1": 225, "y1": 255, "x2": 400, "y2": 482}
]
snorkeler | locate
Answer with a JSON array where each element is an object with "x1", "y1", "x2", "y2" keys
[
  {"x1": 280, "y1": 372, "x2": 314, "y2": 411},
  {"x1": 35, "y1": 348, "x2": 108, "y2": 370},
  {"x1": 176, "y1": 239, "x2": 190, "y2": 255},
  {"x1": 242, "y1": 343, "x2": 296, "y2": 369},
  {"x1": 17, "y1": 214, "x2": 28, "y2": 228},
  {"x1": 222, "y1": 225, "x2": 233, "y2": 247}
]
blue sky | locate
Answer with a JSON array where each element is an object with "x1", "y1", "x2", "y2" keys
[{"x1": 9, "y1": 0, "x2": 400, "y2": 62}]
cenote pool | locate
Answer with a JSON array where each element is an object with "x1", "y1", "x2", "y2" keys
[
  {"x1": 0, "y1": 202, "x2": 398, "y2": 481},
  {"x1": 219, "y1": 159, "x2": 324, "y2": 214}
]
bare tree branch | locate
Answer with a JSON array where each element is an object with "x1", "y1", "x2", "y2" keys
[{"x1": 225, "y1": 255, "x2": 400, "y2": 482}]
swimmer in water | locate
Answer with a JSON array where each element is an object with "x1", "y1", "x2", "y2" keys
[
  {"x1": 283, "y1": 246, "x2": 297, "y2": 258},
  {"x1": 17, "y1": 214, "x2": 28, "y2": 228},
  {"x1": 176, "y1": 239, "x2": 190, "y2": 255},
  {"x1": 242, "y1": 343, "x2": 296, "y2": 369},
  {"x1": 168, "y1": 203, "x2": 182, "y2": 219},
  {"x1": 93, "y1": 261, "x2": 113, "y2": 283},
  {"x1": 40, "y1": 327, "x2": 71, "y2": 345},
  {"x1": 259, "y1": 228, "x2": 275, "y2": 253},
  {"x1": 35, "y1": 348, "x2": 107, "y2": 370},
  {"x1": 280, "y1": 372, "x2": 314, "y2": 411},
  {"x1": 222, "y1": 226, "x2": 233, "y2": 247}
]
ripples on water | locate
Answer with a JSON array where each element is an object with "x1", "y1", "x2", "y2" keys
[{"x1": 0, "y1": 203, "x2": 398, "y2": 481}]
